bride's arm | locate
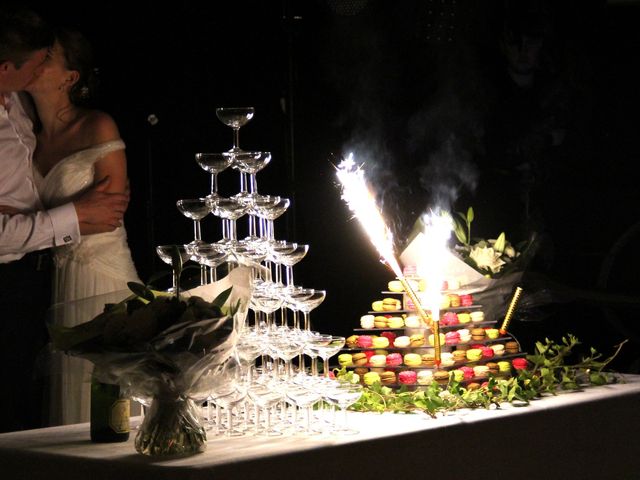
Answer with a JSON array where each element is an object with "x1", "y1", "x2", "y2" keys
[{"x1": 82, "y1": 112, "x2": 130, "y2": 233}]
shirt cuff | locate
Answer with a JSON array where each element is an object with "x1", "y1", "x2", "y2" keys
[{"x1": 48, "y1": 203, "x2": 80, "y2": 247}]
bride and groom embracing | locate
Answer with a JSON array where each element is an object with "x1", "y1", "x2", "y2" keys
[{"x1": 0, "y1": 7, "x2": 140, "y2": 431}]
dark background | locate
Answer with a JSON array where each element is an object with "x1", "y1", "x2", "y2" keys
[{"x1": 24, "y1": 0, "x2": 640, "y2": 371}]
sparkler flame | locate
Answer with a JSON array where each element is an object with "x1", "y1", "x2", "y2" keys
[
  {"x1": 336, "y1": 154, "x2": 452, "y2": 367},
  {"x1": 336, "y1": 154, "x2": 403, "y2": 277},
  {"x1": 416, "y1": 210, "x2": 453, "y2": 322}
]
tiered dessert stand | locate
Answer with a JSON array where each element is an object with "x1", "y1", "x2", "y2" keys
[{"x1": 339, "y1": 269, "x2": 527, "y2": 387}]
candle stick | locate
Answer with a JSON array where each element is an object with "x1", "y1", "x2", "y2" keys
[
  {"x1": 500, "y1": 286, "x2": 523, "y2": 335},
  {"x1": 432, "y1": 319, "x2": 442, "y2": 367},
  {"x1": 396, "y1": 274, "x2": 440, "y2": 366},
  {"x1": 397, "y1": 276, "x2": 433, "y2": 330}
]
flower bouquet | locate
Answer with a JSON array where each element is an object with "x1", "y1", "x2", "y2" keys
[{"x1": 48, "y1": 266, "x2": 252, "y2": 457}]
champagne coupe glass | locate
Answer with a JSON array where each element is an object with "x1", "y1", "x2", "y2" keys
[
  {"x1": 280, "y1": 244, "x2": 309, "y2": 291},
  {"x1": 286, "y1": 384, "x2": 322, "y2": 436},
  {"x1": 210, "y1": 197, "x2": 249, "y2": 247},
  {"x1": 325, "y1": 383, "x2": 363, "y2": 435},
  {"x1": 176, "y1": 198, "x2": 210, "y2": 247},
  {"x1": 177, "y1": 198, "x2": 210, "y2": 286},
  {"x1": 248, "y1": 382, "x2": 284, "y2": 436},
  {"x1": 216, "y1": 107, "x2": 255, "y2": 153},
  {"x1": 254, "y1": 197, "x2": 291, "y2": 242},
  {"x1": 252, "y1": 284, "x2": 285, "y2": 331},
  {"x1": 234, "y1": 151, "x2": 272, "y2": 199},
  {"x1": 267, "y1": 240, "x2": 297, "y2": 287},
  {"x1": 155, "y1": 245, "x2": 190, "y2": 292},
  {"x1": 298, "y1": 290, "x2": 327, "y2": 331},
  {"x1": 303, "y1": 332, "x2": 331, "y2": 377},
  {"x1": 193, "y1": 243, "x2": 228, "y2": 282},
  {"x1": 284, "y1": 287, "x2": 315, "y2": 331},
  {"x1": 195, "y1": 152, "x2": 233, "y2": 201},
  {"x1": 243, "y1": 194, "x2": 280, "y2": 247},
  {"x1": 316, "y1": 336, "x2": 345, "y2": 379},
  {"x1": 271, "y1": 336, "x2": 305, "y2": 380},
  {"x1": 213, "y1": 355, "x2": 250, "y2": 437}
]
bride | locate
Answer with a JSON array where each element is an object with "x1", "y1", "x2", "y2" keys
[{"x1": 25, "y1": 28, "x2": 140, "y2": 426}]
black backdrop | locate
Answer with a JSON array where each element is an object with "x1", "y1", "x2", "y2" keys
[{"x1": 21, "y1": 0, "x2": 640, "y2": 370}]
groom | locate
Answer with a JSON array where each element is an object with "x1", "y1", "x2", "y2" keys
[{"x1": 0, "y1": 6, "x2": 129, "y2": 432}]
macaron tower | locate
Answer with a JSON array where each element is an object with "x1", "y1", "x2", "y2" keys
[{"x1": 337, "y1": 268, "x2": 527, "y2": 387}]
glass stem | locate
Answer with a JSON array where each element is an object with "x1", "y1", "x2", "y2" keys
[
  {"x1": 230, "y1": 220, "x2": 237, "y2": 242},
  {"x1": 227, "y1": 408, "x2": 233, "y2": 435},
  {"x1": 249, "y1": 173, "x2": 258, "y2": 195},
  {"x1": 268, "y1": 220, "x2": 275, "y2": 241},
  {"x1": 211, "y1": 173, "x2": 218, "y2": 197},
  {"x1": 285, "y1": 266, "x2": 294, "y2": 287},
  {"x1": 200, "y1": 265, "x2": 207, "y2": 285},
  {"x1": 343, "y1": 407, "x2": 348, "y2": 431},
  {"x1": 233, "y1": 128, "x2": 240, "y2": 150},
  {"x1": 275, "y1": 263, "x2": 282, "y2": 285},
  {"x1": 248, "y1": 214, "x2": 257, "y2": 238},
  {"x1": 215, "y1": 404, "x2": 221, "y2": 435},
  {"x1": 222, "y1": 219, "x2": 229, "y2": 241},
  {"x1": 193, "y1": 220, "x2": 201, "y2": 241}
]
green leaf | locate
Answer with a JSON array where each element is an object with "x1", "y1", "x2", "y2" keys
[
  {"x1": 467, "y1": 206, "x2": 474, "y2": 223},
  {"x1": 211, "y1": 287, "x2": 233, "y2": 308},
  {"x1": 169, "y1": 245, "x2": 184, "y2": 277},
  {"x1": 494, "y1": 232, "x2": 506, "y2": 253},
  {"x1": 453, "y1": 220, "x2": 468, "y2": 244},
  {"x1": 127, "y1": 282, "x2": 155, "y2": 302},
  {"x1": 456, "y1": 211, "x2": 468, "y2": 223}
]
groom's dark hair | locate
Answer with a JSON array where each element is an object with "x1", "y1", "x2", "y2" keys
[{"x1": 0, "y1": 6, "x2": 54, "y2": 67}]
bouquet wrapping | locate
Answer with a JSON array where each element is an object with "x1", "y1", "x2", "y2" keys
[{"x1": 48, "y1": 266, "x2": 252, "y2": 456}]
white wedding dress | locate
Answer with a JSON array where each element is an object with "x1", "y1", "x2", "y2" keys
[{"x1": 34, "y1": 139, "x2": 140, "y2": 426}]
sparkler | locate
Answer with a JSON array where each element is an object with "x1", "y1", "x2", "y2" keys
[
  {"x1": 336, "y1": 154, "x2": 445, "y2": 364},
  {"x1": 500, "y1": 286, "x2": 523, "y2": 335},
  {"x1": 416, "y1": 211, "x2": 453, "y2": 368}
]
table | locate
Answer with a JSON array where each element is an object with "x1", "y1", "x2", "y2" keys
[{"x1": 1, "y1": 376, "x2": 640, "y2": 480}]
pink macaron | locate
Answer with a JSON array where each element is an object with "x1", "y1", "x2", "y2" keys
[
  {"x1": 459, "y1": 366, "x2": 475, "y2": 379},
  {"x1": 441, "y1": 312, "x2": 459, "y2": 326},
  {"x1": 481, "y1": 346, "x2": 494, "y2": 359},
  {"x1": 398, "y1": 370, "x2": 417, "y2": 385},
  {"x1": 386, "y1": 353, "x2": 403, "y2": 366},
  {"x1": 445, "y1": 331, "x2": 460, "y2": 346},
  {"x1": 460, "y1": 294, "x2": 473, "y2": 307},
  {"x1": 357, "y1": 335, "x2": 373, "y2": 348},
  {"x1": 380, "y1": 331, "x2": 397, "y2": 344}
]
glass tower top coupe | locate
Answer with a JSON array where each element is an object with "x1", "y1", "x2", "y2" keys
[{"x1": 216, "y1": 107, "x2": 255, "y2": 152}]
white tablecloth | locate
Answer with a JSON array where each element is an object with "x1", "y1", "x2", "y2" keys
[{"x1": 1, "y1": 376, "x2": 640, "y2": 480}]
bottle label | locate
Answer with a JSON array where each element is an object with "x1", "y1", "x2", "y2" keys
[{"x1": 109, "y1": 399, "x2": 130, "y2": 434}]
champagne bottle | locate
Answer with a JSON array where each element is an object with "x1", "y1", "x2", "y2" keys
[{"x1": 90, "y1": 372, "x2": 130, "y2": 443}]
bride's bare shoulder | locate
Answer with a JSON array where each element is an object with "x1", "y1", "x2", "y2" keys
[{"x1": 79, "y1": 110, "x2": 121, "y2": 144}]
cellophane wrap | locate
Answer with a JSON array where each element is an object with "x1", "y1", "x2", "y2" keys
[{"x1": 48, "y1": 267, "x2": 252, "y2": 456}]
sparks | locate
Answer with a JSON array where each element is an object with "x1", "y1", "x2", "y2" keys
[
  {"x1": 416, "y1": 209, "x2": 453, "y2": 322},
  {"x1": 336, "y1": 153, "x2": 403, "y2": 277}
]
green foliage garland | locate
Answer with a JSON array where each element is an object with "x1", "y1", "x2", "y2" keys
[{"x1": 337, "y1": 335, "x2": 627, "y2": 417}]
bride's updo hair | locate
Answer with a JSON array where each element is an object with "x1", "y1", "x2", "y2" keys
[{"x1": 55, "y1": 28, "x2": 99, "y2": 106}]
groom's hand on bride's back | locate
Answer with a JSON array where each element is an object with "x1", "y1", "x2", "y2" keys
[{"x1": 74, "y1": 176, "x2": 130, "y2": 233}]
